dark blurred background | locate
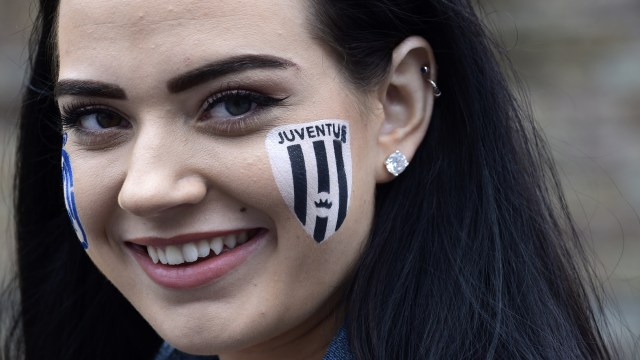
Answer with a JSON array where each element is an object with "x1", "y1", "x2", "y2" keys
[
  {"x1": 1, "y1": 0, "x2": 639, "y2": 357},
  {"x1": 487, "y1": 0, "x2": 640, "y2": 356}
]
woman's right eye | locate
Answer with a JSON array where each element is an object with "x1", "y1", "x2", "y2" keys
[
  {"x1": 60, "y1": 103, "x2": 129, "y2": 132},
  {"x1": 78, "y1": 111, "x2": 126, "y2": 130},
  {"x1": 59, "y1": 104, "x2": 132, "y2": 147}
]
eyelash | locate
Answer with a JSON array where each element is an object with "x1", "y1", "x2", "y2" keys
[
  {"x1": 59, "y1": 101, "x2": 128, "y2": 147},
  {"x1": 199, "y1": 89, "x2": 288, "y2": 133},
  {"x1": 59, "y1": 89, "x2": 288, "y2": 135},
  {"x1": 60, "y1": 101, "x2": 111, "y2": 129}
]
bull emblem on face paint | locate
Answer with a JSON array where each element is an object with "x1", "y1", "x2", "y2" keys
[
  {"x1": 62, "y1": 133, "x2": 89, "y2": 249},
  {"x1": 266, "y1": 120, "x2": 352, "y2": 243}
]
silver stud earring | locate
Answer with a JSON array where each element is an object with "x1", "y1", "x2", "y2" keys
[
  {"x1": 420, "y1": 66, "x2": 442, "y2": 97},
  {"x1": 385, "y1": 150, "x2": 409, "y2": 176}
]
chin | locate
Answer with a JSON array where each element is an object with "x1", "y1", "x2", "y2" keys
[
  {"x1": 150, "y1": 316, "x2": 236, "y2": 355},
  {"x1": 139, "y1": 303, "x2": 263, "y2": 356}
]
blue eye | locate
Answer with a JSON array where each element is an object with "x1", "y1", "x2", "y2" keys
[
  {"x1": 208, "y1": 95, "x2": 258, "y2": 118},
  {"x1": 201, "y1": 90, "x2": 286, "y2": 121}
]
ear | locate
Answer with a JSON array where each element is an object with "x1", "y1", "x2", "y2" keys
[{"x1": 374, "y1": 36, "x2": 437, "y2": 183}]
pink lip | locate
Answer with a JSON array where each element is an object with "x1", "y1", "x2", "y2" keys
[{"x1": 128, "y1": 229, "x2": 267, "y2": 289}]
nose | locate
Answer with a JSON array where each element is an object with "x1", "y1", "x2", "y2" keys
[{"x1": 117, "y1": 130, "x2": 207, "y2": 217}]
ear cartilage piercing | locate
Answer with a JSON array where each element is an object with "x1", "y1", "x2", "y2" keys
[
  {"x1": 385, "y1": 150, "x2": 409, "y2": 177},
  {"x1": 428, "y1": 79, "x2": 442, "y2": 97},
  {"x1": 420, "y1": 65, "x2": 442, "y2": 98}
]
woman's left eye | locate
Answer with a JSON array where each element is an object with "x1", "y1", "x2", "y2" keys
[
  {"x1": 208, "y1": 95, "x2": 257, "y2": 118},
  {"x1": 201, "y1": 90, "x2": 286, "y2": 121}
]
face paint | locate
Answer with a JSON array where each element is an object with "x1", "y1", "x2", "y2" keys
[
  {"x1": 61, "y1": 133, "x2": 89, "y2": 249},
  {"x1": 266, "y1": 119, "x2": 352, "y2": 242}
]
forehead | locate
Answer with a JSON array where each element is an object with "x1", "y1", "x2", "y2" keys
[{"x1": 56, "y1": 0, "x2": 311, "y2": 80}]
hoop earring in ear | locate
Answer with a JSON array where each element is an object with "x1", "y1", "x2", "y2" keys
[
  {"x1": 385, "y1": 150, "x2": 409, "y2": 176},
  {"x1": 420, "y1": 66, "x2": 442, "y2": 98}
]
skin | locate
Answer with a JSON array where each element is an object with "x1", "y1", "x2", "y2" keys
[{"x1": 56, "y1": 0, "x2": 435, "y2": 358}]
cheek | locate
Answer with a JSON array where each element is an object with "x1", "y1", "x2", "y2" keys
[
  {"x1": 69, "y1": 150, "x2": 125, "y2": 244},
  {"x1": 198, "y1": 137, "x2": 287, "y2": 212},
  {"x1": 265, "y1": 119, "x2": 353, "y2": 243}
]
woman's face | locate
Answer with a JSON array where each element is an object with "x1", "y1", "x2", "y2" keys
[{"x1": 56, "y1": 0, "x2": 383, "y2": 356}]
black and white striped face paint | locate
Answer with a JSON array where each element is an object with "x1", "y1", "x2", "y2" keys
[{"x1": 266, "y1": 119, "x2": 352, "y2": 243}]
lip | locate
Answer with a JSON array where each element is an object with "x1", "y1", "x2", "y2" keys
[{"x1": 127, "y1": 228, "x2": 268, "y2": 289}]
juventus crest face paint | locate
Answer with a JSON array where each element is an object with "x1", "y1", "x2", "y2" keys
[
  {"x1": 266, "y1": 119, "x2": 353, "y2": 243},
  {"x1": 61, "y1": 133, "x2": 89, "y2": 249}
]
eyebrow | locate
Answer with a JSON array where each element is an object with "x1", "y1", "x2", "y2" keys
[
  {"x1": 166, "y1": 54, "x2": 297, "y2": 93},
  {"x1": 54, "y1": 80, "x2": 127, "y2": 99},
  {"x1": 54, "y1": 54, "x2": 296, "y2": 100}
]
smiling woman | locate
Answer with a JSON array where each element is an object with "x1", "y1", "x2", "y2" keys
[{"x1": 2, "y1": 0, "x2": 614, "y2": 359}]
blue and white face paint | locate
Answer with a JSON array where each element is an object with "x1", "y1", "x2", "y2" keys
[
  {"x1": 61, "y1": 133, "x2": 89, "y2": 249},
  {"x1": 266, "y1": 119, "x2": 352, "y2": 243}
]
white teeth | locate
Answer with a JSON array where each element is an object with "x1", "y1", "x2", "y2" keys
[
  {"x1": 223, "y1": 234, "x2": 237, "y2": 249},
  {"x1": 145, "y1": 231, "x2": 252, "y2": 265},
  {"x1": 182, "y1": 243, "x2": 199, "y2": 263},
  {"x1": 147, "y1": 246, "x2": 159, "y2": 264},
  {"x1": 157, "y1": 247, "x2": 168, "y2": 265},
  {"x1": 210, "y1": 237, "x2": 224, "y2": 255},
  {"x1": 165, "y1": 245, "x2": 185, "y2": 265},
  {"x1": 197, "y1": 240, "x2": 210, "y2": 258}
]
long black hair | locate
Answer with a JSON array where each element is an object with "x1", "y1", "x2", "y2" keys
[{"x1": 3, "y1": 0, "x2": 612, "y2": 359}]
